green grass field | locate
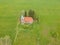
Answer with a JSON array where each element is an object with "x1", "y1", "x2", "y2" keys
[{"x1": 0, "y1": 0, "x2": 60, "y2": 45}]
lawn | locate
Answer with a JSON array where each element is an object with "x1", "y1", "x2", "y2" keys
[{"x1": 0, "y1": 0, "x2": 60, "y2": 45}]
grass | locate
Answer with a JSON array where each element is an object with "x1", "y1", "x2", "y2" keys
[{"x1": 0, "y1": 0, "x2": 60, "y2": 45}]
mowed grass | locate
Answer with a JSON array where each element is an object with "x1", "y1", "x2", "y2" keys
[{"x1": 0, "y1": 0, "x2": 60, "y2": 45}]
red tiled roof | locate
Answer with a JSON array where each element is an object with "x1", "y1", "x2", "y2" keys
[{"x1": 24, "y1": 17, "x2": 33, "y2": 23}]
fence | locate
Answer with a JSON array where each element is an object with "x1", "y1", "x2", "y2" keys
[{"x1": 0, "y1": 35, "x2": 11, "y2": 45}]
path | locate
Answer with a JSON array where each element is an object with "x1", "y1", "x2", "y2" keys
[{"x1": 13, "y1": 18, "x2": 20, "y2": 43}]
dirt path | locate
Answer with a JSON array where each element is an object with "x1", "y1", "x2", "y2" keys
[{"x1": 13, "y1": 19, "x2": 20, "y2": 43}]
